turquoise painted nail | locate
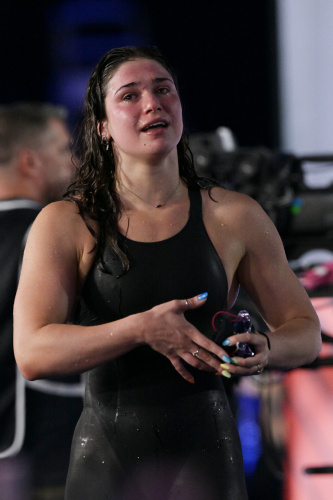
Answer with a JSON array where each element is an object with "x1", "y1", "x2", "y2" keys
[
  {"x1": 198, "y1": 292, "x2": 208, "y2": 301},
  {"x1": 222, "y1": 339, "x2": 230, "y2": 346},
  {"x1": 222, "y1": 355, "x2": 231, "y2": 363}
]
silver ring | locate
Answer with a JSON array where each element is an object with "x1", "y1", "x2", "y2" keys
[
  {"x1": 192, "y1": 349, "x2": 200, "y2": 357},
  {"x1": 256, "y1": 364, "x2": 262, "y2": 374},
  {"x1": 185, "y1": 299, "x2": 190, "y2": 308}
]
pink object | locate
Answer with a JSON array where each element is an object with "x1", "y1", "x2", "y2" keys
[
  {"x1": 299, "y1": 261, "x2": 333, "y2": 290},
  {"x1": 284, "y1": 297, "x2": 333, "y2": 500}
]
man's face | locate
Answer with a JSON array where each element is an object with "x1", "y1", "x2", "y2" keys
[{"x1": 36, "y1": 118, "x2": 74, "y2": 203}]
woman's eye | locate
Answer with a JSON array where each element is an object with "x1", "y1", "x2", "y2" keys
[
  {"x1": 123, "y1": 93, "x2": 136, "y2": 101},
  {"x1": 156, "y1": 87, "x2": 169, "y2": 95}
]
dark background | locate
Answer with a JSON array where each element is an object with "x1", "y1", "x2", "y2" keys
[{"x1": 0, "y1": 0, "x2": 279, "y2": 148}]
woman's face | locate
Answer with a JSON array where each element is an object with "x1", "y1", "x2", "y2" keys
[{"x1": 101, "y1": 58, "x2": 183, "y2": 163}]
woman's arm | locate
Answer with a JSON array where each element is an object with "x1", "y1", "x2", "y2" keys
[
  {"x1": 203, "y1": 188, "x2": 321, "y2": 374},
  {"x1": 13, "y1": 201, "x2": 139, "y2": 379},
  {"x1": 13, "y1": 201, "x2": 230, "y2": 382},
  {"x1": 236, "y1": 197, "x2": 321, "y2": 369}
]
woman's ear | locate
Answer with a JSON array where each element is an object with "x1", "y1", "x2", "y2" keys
[
  {"x1": 97, "y1": 120, "x2": 110, "y2": 139},
  {"x1": 98, "y1": 121, "x2": 112, "y2": 151},
  {"x1": 97, "y1": 121, "x2": 103, "y2": 138}
]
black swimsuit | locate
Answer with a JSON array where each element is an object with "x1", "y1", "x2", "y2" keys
[{"x1": 65, "y1": 188, "x2": 247, "y2": 499}]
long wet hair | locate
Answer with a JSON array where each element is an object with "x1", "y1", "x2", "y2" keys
[{"x1": 65, "y1": 46, "x2": 217, "y2": 271}]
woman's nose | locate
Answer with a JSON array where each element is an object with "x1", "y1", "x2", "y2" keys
[{"x1": 143, "y1": 92, "x2": 161, "y2": 113}]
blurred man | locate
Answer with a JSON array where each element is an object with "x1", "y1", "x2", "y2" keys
[
  {"x1": 0, "y1": 102, "x2": 73, "y2": 204},
  {"x1": 0, "y1": 103, "x2": 82, "y2": 500}
]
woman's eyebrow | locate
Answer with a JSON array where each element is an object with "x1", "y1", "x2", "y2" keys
[{"x1": 114, "y1": 77, "x2": 173, "y2": 95}]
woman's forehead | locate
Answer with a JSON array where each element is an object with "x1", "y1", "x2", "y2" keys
[{"x1": 106, "y1": 58, "x2": 173, "y2": 92}]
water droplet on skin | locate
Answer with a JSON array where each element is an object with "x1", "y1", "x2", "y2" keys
[{"x1": 80, "y1": 437, "x2": 88, "y2": 447}]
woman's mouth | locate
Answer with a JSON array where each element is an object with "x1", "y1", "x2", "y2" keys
[{"x1": 141, "y1": 120, "x2": 168, "y2": 132}]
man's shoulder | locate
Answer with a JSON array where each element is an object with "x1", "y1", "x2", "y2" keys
[
  {"x1": 0, "y1": 199, "x2": 41, "y2": 249},
  {"x1": 0, "y1": 199, "x2": 41, "y2": 212},
  {"x1": 0, "y1": 198, "x2": 41, "y2": 224}
]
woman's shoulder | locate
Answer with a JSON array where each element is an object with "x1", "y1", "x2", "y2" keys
[
  {"x1": 31, "y1": 200, "x2": 97, "y2": 241},
  {"x1": 202, "y1": 185, "x2": 262, "y2": 215},
  {"x1": 39, "y1": 200, "x2": 95, "y2": 227},
  {"x1": 201, "y1": 185, "x2": 281, "y2": 244},
  {"x1": 39, "y1": 199, "x2": 80, "y2": 217},
  {"x1": 26, "y1": 201, "x2": 97, "y2": 270}
]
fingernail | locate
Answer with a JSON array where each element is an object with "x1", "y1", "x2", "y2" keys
[
  {"x1": 215, "y1": 371, "x2": 221, "y2": 376},
  {"x1": 222, "y1": 355, "x2": 231, "y2": 363},
  {"x1": 222, "y1": 339, "x2": 230, "y2": 346},
  {"x1": 222, "y1": 370, "x2": 231, "y2": 379},
  {"x1": 197, "y1": 292, "x2": 208, "y2": 301},
  {"x1": 220, "y1": 363, "x2": 230, "y2": 371},
  {"x1": 231, "y1": 357, "x2": 238, "y2": 365},
  {"x1": 187, "y1": 378, "x2": 195, "y2": 384}
]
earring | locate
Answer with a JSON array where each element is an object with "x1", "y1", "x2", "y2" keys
[{"x1": 102, "y1": 136, "x2": 110, "y2": 151}]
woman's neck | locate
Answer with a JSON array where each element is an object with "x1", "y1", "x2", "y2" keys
[{"x1": 115, "y1": 152, "x2": 181, "y2": 208}]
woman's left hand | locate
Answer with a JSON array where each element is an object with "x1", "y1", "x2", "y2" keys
[{"x1": 219, "y1": 330, "x2": 270, "y2": 377}]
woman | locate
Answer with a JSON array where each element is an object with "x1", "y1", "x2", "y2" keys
[{"x1": 13, "y1": 46, "x2": 321, "y2": 499}]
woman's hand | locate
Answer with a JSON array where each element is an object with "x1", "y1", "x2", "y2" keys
[
  {"x1": 143, "y1": 292, "x2": 232, "y2": 383},
  {"x1": 219, "y1": 330, "x2": 271, "y2": 378}
]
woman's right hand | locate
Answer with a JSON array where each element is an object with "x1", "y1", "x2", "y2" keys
[{"x1": 142, "y1": 293, "x2": 230, "y2": 383}]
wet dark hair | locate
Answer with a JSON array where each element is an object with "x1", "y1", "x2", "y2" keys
[{"x1": 65, "y1": 46, "x2": 217, "y2": 271}]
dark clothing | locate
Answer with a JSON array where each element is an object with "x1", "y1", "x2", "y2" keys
[
  {"x1": 66, "y1": 188, "x2": 248, "y2": 499},
  {"x1": 0, "y1": 199, "x2": 83, "y2": 494},
  {"x1": 0, "y1": 199, "x2": 41, "y2": 453}
]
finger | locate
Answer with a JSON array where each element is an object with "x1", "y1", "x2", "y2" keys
[
  {"x1": 168, "y1": 356, "x2": 195, "y2": 384},
  {"x1": 223, "y1": 331, "x2": 266, "y2": 350},
  {"x1": 223, "y1": 332, "x2": 254, "y2": 346},
  {"x1": 230, "y1": 364, "x2": 265, "y2": 377},
  {"x1": 222, "y1": 353, "x2": 267, "y2": 377},
  {"x1": 188, "y1": 330, "x2": 232, "y2": 363},
  {"x1": 254, "y1": 364, "x2": 264, "y2": 375},
  {"x1": 183, "y1": 353, "x2": 216, "y2": 372},
  {"x1": 183, "y1": 346, "x2": 230, "y2": 374},
  {"x1": 181, "y1": 292, "x2": 208, "y2": 312}
]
